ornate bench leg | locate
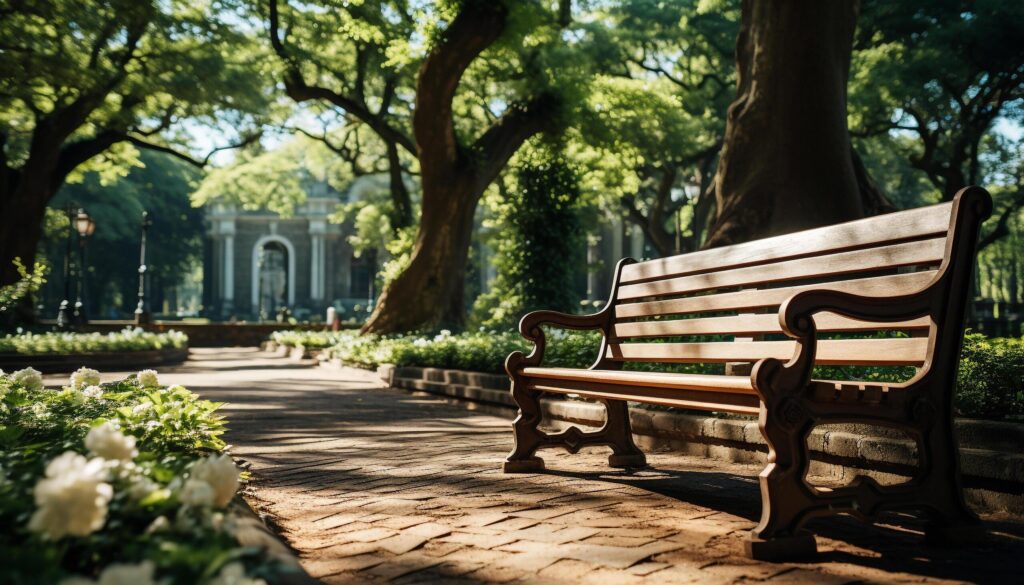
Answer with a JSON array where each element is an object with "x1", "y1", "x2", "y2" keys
[
  {"x1": 746, "y1": 402, "x2": 817, "y2": 561},
  {"x1": 503, "y1": 374, "x2": 546, "y2": 473},
  {"x1": 918, "y1": 410, "x2": 985, "y2": 546},
  {"x1": 603, "y1": 399, "x2": 647, "y2": 469}
]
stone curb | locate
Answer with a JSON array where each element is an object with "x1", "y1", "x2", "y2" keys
[{"x1": 380, "y1": 365, "x2": 1024, "y2": 513}]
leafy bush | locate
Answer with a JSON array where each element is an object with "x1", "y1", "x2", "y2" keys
[
  {"x1": 0, "y1": 367, "x2": 284, "y2": 584},
  {"x1": 269, "y1": 329, "x2": 350, "y2": 350},
  {"x1": 319, "y1": 328, "x2": 1024, "y2": 421},
  {"x1": 955, "y1": 333, "x2": 1024, "y2": 420},
  {"x1": 0, "y1": 327, "x2": 187, "y2": 355}
]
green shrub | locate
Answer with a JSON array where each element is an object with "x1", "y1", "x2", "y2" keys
[
  {"x1": 319, "y1": 328, "x2": 1024, "y2": 421},
  {"x1": 0, "y1": 327, "x2": 187, "y2": 355},
  {"x1": 269, "y1": 329, "x2": 350, "y2": 350},
  {"x1": 955, "y1": 333, "x2": 1024, "y2": 420},
  {"x1": 0, "y1": 368, "x2": 285, "y2": 584}
]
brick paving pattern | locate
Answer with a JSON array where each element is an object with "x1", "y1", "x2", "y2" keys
[{"x1": 61, "y1": 349, "x2": 1024, "y2": 584}]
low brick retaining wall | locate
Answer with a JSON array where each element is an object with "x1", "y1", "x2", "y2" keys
[
  {"x1": 382, "y1": 364, "x2": 1024, "y2": 514},
  {"x1": 0, "y1": 346, "x2": 189, "y2": 373}
]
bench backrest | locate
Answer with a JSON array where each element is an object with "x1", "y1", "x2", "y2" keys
[{"x1": 604, "y1": 188, "x2": 991, "y2": 377}]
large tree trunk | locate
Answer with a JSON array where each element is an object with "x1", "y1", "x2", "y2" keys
[
  {"x1": 0, "y1": 163, "x2": 57, "y2": 287},
  {"x1": 362, "y1": 1, "x2": 554, "y2": 334},
  {"x1": 364, "y1": 176, "x2": 479, "y2": 332},
  {"x1": 704, "y1": 0, "x2": 868, "y2": 247}
]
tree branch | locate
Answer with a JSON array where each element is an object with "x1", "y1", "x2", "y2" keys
[
  {"x1": 268, "y1": 0, "x2": 416, "y2": 155},
  {"x1": 414, "y1": 1, "x2": 509, "y2": 181},
  {"x1": 977, "y1": 191, "x2": 1024, "y2": 251},
  {"x1": 471, "y1": 94, "x2": 559, "y2": 191},
  {"x1": 126, "y1": 131, "x2": 262, "y2": 168}
]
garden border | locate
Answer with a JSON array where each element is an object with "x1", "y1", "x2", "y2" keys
[
  {"x1": 0, "y1": 346, "x2": 189, "y2": 373},
  {"x1": 378, "y1": 363, "x2": 1024, "y2": 515}
]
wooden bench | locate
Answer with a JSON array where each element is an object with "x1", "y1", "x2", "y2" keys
[{"x1": 503, "y1": 187, "x2": 992, "y2": 560}]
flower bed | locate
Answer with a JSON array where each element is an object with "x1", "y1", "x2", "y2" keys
[
  {"x1": 0, "y1": 327, "x2": 187, "y2": 355},
  {"x1": 267, "y1": 330, "x2": 349, "y2": 351},
  {"x1": 320, "y1": 329, "x2": 1024, "y2": 422},
  {"x1": 0, "y1": 367, "x2": 290, "y2": 584}
]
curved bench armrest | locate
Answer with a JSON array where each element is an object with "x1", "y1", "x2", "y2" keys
[
  {"x1": 752, "y1": 281, "x2": 939, "y2": 399},
  {"x1": 519, "y1": 309, "x2": 608, "y2": 341}
]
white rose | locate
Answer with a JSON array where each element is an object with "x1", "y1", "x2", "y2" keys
[
  {"x1": 82, "y1": 385, "x2": 104, "y2": 399},
  {"x1": 12, "y1": 367, "x2": 44, "y2": 391},
  {"x1": 70, "y1": 367, "x2": 101, "y2": 390},
  {"x1": 136, "y1": 370, "x2": 159, "y2": 388},
  {"x1": 97, "y1": 561, "x2": 156, "y2": 585},
  {"x1": 190, "y1": 454, "x2": 240, "y2": 508},
  {"x1": 179, "y1": 477, "x2": 215, "y2": 507},
  {"x1": 85, "y1": 423, "x2": 138, "y2": 461},
  {"x1": 28, "y1": 451, "x2": 112, "y2": 539},
  {"x1": 127, "y1": 476, "x2": 158, "y2": 501},
  {"x1": 59, "y1": 560, "x2": 157, "y2": 585},
  {"x1": 208, "y1": 562, "x2": 266, "y2": 585}
]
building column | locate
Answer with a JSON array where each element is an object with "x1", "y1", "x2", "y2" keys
[
  {"x1": 309, "y1": 220, "x2": 326, "y2": 302},
  {"x1": 220, "y1": 219, "x2": 236, "y2": 316}
]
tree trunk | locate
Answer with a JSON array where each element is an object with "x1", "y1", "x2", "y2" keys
[
  {"x1": 0, "y1": 171, "x2": 54, "y2": 287},
  {"x1": 704, "y1": 0, "x2": 866, "y2": 248},
  {"x1": 385, "y1": 140, "x2": 413, "y2": 230},
  {"x1": 361, "y1": 1, "x2": 554, "y2": 334},
  {"x1": 362, "y1": 176, "x2": 479, "y2": 332}
]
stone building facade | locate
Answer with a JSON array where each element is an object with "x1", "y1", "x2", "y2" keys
[{"x1": 203, "y1": 177, "x2": 381, "y2": 321}]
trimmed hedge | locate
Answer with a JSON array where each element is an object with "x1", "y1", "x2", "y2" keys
[{"x1": 316, "y1": 329, "x2": 1024, "y2": 422}]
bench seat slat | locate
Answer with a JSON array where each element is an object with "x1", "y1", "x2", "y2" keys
[
  {"x1": 617, "y1": 238, "x2": 945, "y2": 301},
  {"x1": 619, "y1": 202, "x2": 953, "y2": 284},
  {"x1": 521, "y1": 366, "x2": 756, "y2": 393},
  {"x1": 526, "y1": 380, "x2": 762, "y2": 415},
  {"x1": 612, "y1": 312, "x2": 932, "y2": 338},
  {"x1": 614, "y1": 270, "x2": 938, "y2": 319},
  {"x1": 605, "y1": 338, "x2": 928, "y2": 366}
]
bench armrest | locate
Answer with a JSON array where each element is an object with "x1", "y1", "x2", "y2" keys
[
  {"x1": 752, "y1": 282, "x2": 938, "y2": 398},
  {"x1": 519, "y1": 309, "x2": 607, "y2": 341}
]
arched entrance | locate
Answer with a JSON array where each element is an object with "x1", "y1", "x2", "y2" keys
[{"x1": 251, "y1": 235, "x2": 296, "y2": 318}]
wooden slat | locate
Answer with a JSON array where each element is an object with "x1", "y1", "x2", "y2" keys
[
  {"x1": 612, "y1": 312, "x2": 932, "y2": 339},
  {"x1": 620, "y1": 202, "x2": 953, "y2": 284},
  {"x1": 614, "y1": 271, "x2": 938, "y2": 319},
  {"x1": 527, "y1": 381, "x2": 761, "y2": 415},
  {"x1": 605, "y1": 338, "x2": 929, "y2": 366},
  {"x1": 521, "y1": 367, "x2": 756, "y2": 393},
  {"x1": 617, "y1": 238, "x2": 945, "y2": 301}
]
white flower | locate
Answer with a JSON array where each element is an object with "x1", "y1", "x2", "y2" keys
[
  {"x1": 29, "y1": 451, "x2": 112, "y2": 539},
  {"x1": 136, "y1": 370, "x2": 159, "y2": 388},
  {"x1": 187, "y1": 454, "x2": 240, "y2": 508},
  {"x1": 31, "y1": 402, "x2": 49, "y2": 417},
  {"x1": 82, "y1": 385, "x2": 104, "y2": 399},
  {"x1": 166, "y1": 384, "x2": 186, "y2": 393},
  {"x1": 70, "y1": 367, "x2": 101, "y2": 390},
  {"x1": 132, "y1": 402, "x2": 153, "y2": 416},
  {"x1": 12, "y1": 367, "x2": 44, "y2": 391},
  {"x1": 179, "y1": 477, "x2": 215, "y2": 507},
  {"x1": 85, "y1": 423, "x2": 137, "y2": 461},
  {"x1": 127, "y1": 476, "x2": 158, "y2": 501},
  {"x1": 208, "y1": 562, "x2": 266, "y2": 585},
  {"x1": 59, "y1": 561, "x2": 157, "y2": 585},
  {"x1": 145, "y1": 515, "x2": 170, "y2": 534}
]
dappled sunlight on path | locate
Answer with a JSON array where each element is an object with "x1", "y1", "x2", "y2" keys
[{"x1": 71, "y1": 348, "x2": 1024, "y2": 584}]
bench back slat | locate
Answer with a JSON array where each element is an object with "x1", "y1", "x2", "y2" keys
[
  {"x1": 604, "y1": 338, "x2": 929, "y2": 366},
  {"x1": 619, "y1": 201, "x2": 953, "y2": 284},
  {"x1": 612, "y1": 313, "x2": 932, "y2": 339},
  {"x1": 613, "y1": 270, "x2": 939, "y2": 319},
  {"x1": 616, "y1": 237, "x2": 946, "y2": 301}
]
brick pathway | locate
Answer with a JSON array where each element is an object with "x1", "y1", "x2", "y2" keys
[{"x1": 72, "y1": 349, "x2": 1024, "y2": 584}]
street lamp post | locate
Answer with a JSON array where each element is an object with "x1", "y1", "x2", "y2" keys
[
  {"x1": 56, "y1": 204, "x2": 75, "y2": 330},
  {"x1": 134, "y1": 211, "x2": 153, "y2": 325},
  {"x1": 73, "y1": 209, "x2": 96, "y2": 325}
]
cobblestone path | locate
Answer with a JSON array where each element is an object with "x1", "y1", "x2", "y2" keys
[{"x1": 77, "y1": 349, "x2": 1024, "y2": 584}]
